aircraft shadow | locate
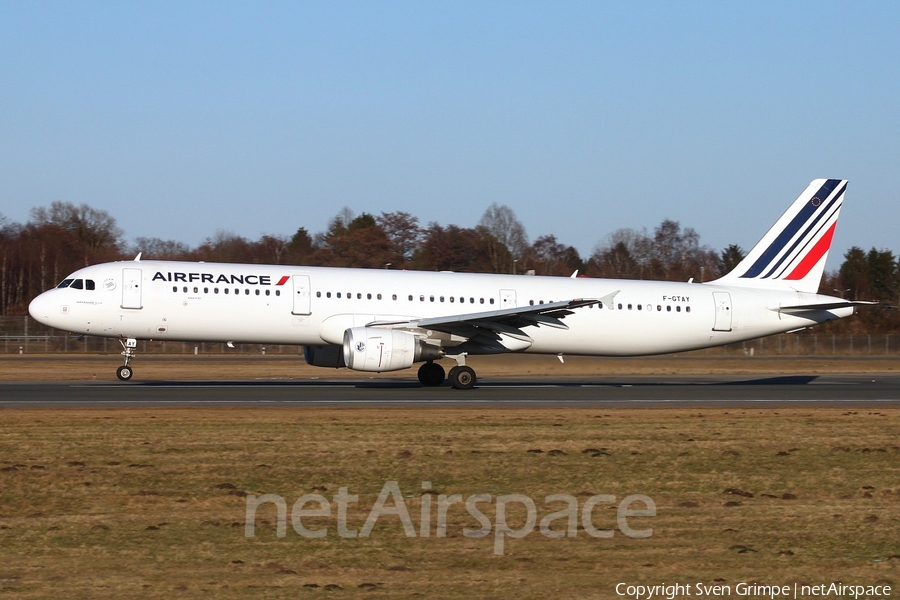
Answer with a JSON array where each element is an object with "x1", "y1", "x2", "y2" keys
[{"x1": 131, "y1": 375, "x2": 820, "y2": 389}]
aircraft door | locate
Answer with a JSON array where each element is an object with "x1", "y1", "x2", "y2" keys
[
  {"x1": 500, "y1": 289, "x2": 517, "y2": 309},
  {"x1": 712, "y1": 292, "x2": 732, "y2": 332},
  {"x1": 292, "y1": 275, "x2": 311, "y2": 315},
  {"x1": 121, "y1": 268, "x2": 143, "y2": 309}
]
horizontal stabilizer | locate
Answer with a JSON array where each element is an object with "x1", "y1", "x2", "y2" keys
[{"x1": 770, "y1": 300, "x2": 877, "y2": 314}]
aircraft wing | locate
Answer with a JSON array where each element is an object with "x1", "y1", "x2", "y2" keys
[{"x1": 369, "y1": 290, "x2": 619, "y2": 353}]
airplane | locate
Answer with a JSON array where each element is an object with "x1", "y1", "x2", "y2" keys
[{"x1": 28, "y1": 179, "x2": 872, "y2": 389}]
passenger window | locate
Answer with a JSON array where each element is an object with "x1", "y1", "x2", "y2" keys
[
  {"x1": 183, "y1": 286, "x2": 188, "y2": 293},
  {"x1": 598, "y1": 302, "x2": 603, "y2": 309},
  {"x1": 393, "y1": 294, "x2": 397, "y2": 301},
  {"x1": 245, "y1": 289, "x2": 250, "y2": 295},
  {"x1": 316, "y1": 291, "x2": 321, "y2": 297},
  {"x1": 204, "y1": 287, "x2": 209, "y2": 293},
  {"x1": 71, "y1": 279, "x2": 84, "y2": 290},
  {"x1": 57, "y1": 279, "x2": 74, "y2": 288},
  {"x1": 265, "y1": 290, "x2": 270, "y2": 296},
  {"x1": 686, "y1": 306, "x2": 691, "y2": 313},
  {"x1": 276, "y1": 290, "x2": 281, "y2": 296},
  {"x1": 618, "y1": 303, "x2": 623, "y2": 310},
  {"x1": 480, "y1": 298, "x2": 484, "y2": 304},
  {"x1": 657, "y1": 305, "x2": 662, "y2": 311},
  {"x1": 490, "y1": 298, "x2": 494, "y2": 304},
  {"x1": 337, "y1": 292, "x2": 341, "y2": 298},
  {"x1": 408, "y1": 295, "x2": 413, "y2": 301},
  {"x1": 529, "y1": 300, "x2": 534, "y2": 305},
  {"x1": 85, "y1": 280, "x2": 96, "y2": 290},
  {"x1": 667, "y1": 305, "x2": 671, "y2": 312},
  {"x1": 215, "y1": 288, "x2": 219, "y2": 294},
  {"x1": 194, "y1": 287, "x2": 199, "y2": 293},
  {"x1": 628, "y1": 304, "x2": 632, "y2": 310},
  {"x1": 676, "y1": 306, "x2": 681, "y2": 312},
  {"x1": 637, "y1": 304, "x2": 642, "y2": 311},
  {"x1": 255, "y1": 289, "x2": 260, "y2": 296},
  {"x1": 450, "y1": 297, "x2": 454, "y2": 303},
  {"x1": 357, "y1": 293, "x2": 362, "y2": 299},
  {"x1": 327, "y1": 292, "x2": 331, "y2": 298},
  {"x1": 172, "y1": 286, "x2": 177, "y2": 293},
  {"x1": 225, "y1": 289, "x2": 230, "y2": 295},
  {"x1": 378, "y1": 294, "x2": 383, "y2": 300}
]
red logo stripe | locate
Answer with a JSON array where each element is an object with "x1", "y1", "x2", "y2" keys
[
  {"x1": 275, "y1": 276, "x2": 290, "y2": 286},
  {"x1": 784, "y1": 222, "x2": 837, "y2": 281}
]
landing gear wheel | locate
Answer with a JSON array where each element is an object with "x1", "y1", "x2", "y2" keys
[
  {"x1": 417, "y1": 362, "x2": 445, "y2": 387},
  {"x1": 116, "y1": 365, "x2": 133, "y2": 381},
  {"x1": 449, "y1": 365, "x2": 476, "y2": 390}
]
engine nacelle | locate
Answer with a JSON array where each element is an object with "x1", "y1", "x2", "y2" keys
[
  {"x1": 304, "y1": 344, "x2": 346, "y2": 368},
  {"x1": 343, "y1": 327, "x2": 442, "y2": 372}
]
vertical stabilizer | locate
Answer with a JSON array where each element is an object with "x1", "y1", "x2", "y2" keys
[{"x1": 712, "y1": 179, "x2": 847, "y2": 294}]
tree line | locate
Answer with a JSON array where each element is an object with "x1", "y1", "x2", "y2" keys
[{"x1": 1, "y1": 201, "x2": 897, "y2": 332}]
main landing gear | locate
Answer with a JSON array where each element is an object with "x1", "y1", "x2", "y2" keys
[
  {"x1": 117, "y1": 338, "x2": 137, "y2": 381},
  {"x1": 417, "y1": 361, "x2": 445, "y2": 387},
  {"x1": 416, "y1": 358, "x2": 477, "y2": 390}
]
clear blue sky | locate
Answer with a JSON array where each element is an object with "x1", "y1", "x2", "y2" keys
[{"x1": 1, "y1": 1, "x2": 898, "y2": 269}]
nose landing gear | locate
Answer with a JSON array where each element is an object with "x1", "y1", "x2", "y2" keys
[{"x1": 117, "y1": 338, "x2": 137, "y2": 381}]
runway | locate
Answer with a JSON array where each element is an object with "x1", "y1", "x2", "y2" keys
[{"x1": 2, "y1": 374, "x2": 900, "y2": 408}]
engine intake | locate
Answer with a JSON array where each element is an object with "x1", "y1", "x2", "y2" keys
[{"x1": 343, "y1": 327, "x2": 442, "y2": 372}]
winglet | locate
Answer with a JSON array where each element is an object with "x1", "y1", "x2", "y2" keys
[{"x1": 599, "y1": 289, "x2": 620, "y2": 310}]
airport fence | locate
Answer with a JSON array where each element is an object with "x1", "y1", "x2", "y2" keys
[{"x1": 1, "y1": 316, "x2": 899, "y2": 357}]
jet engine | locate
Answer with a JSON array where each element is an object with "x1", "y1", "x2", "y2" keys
[
  {"x1": 304, "y1": 344, "x2": 346, "y2": 368},
  {"x1": 343, "y1": 327, "x2": 442, "y2": 372}
]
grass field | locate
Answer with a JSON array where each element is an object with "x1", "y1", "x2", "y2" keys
[{"x1": 1, "y1": 406, "x2": 898, "y2": 599}]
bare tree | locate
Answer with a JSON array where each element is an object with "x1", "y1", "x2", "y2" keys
[
  {"x1": 131, "y1": 237, "x2": 191, "y2": 260},
  {"x1": 477, "y1": 203, "x2": 528, "y2": 273},
  {"x1": 30, "y1": 202, "x2": 123, "y2": 266}
]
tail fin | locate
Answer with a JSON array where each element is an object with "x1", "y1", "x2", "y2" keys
[{"x1": 713, "y1": 179, "x2": 847, "y2": 294}]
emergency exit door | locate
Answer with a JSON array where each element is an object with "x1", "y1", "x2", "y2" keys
[
  {"x1": 121, "y1": 268, "x2": 143, "y2": 309},
  {"x1": 712, "y1": 292, "x2": 732, "y2": 332},
  {"x1": 292, "y1": 275, "x2": 311, "y2": 315}
]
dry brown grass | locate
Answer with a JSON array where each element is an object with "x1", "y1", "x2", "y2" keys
[
  {"x1": 0, "y1": 353, "x2": 898, "y2": 381},
  {"x1": 0, "y1": 407, "x2": 898, "y2": 599}
]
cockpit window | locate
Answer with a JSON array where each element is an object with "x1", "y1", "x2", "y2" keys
[
  {"x1": 85, "y1": 279, "x2": 95, "y2": 290},
  {"x1": 70, "y1": 279, "x2": 84, "y2": 289},
  {"x1": 57, "y1": 279, "x2": 74, "y2": 289}
]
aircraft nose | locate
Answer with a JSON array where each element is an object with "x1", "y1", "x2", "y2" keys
[{"x1": 28, "y1": 291, "x2": 55, "y2": 326}]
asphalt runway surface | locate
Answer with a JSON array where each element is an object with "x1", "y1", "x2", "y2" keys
[{"x1": 1, "y1": 374, "x2": 899, "y2": 408}]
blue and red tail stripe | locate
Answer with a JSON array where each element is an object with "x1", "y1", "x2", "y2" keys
[{"x1": 739, "y1": 179, "x2": 845, "y2": 280}]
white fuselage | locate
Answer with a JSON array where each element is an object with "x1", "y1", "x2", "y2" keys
[{"x1": 28, "y1": 260, "x2": 852, "y2": 357}]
